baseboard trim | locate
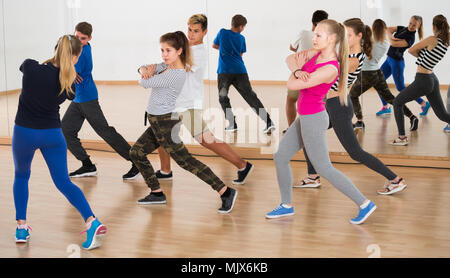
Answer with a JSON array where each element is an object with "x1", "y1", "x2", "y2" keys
[{"x1": 0, "y1": 136, "x2": 447, "y2": 169}]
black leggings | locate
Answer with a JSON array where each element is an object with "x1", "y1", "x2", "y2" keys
[
  {"x1": 394, "y1": 73, "x2": 450, "y2": 136},
  {"x1": 304, "y1": 96, "x2": 397, "y2": 180}
]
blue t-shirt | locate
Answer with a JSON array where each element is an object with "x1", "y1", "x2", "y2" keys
[
  {"x1": 213, "y1": 28, "x2": 247, "y2": 74},
  {"x1": 74, "y1": 43, "x2": 98, "y2": 103},
  {"x1": 15, "y1": 59, "x2": 75, "y2": 129},
  {"x1": 387, "y1": 26, "x2": 416, "y2": 61}
]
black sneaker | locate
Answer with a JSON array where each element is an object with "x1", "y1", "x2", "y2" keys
[
  {"x1": 122, "y1": 164, "x2": 140, "y2": 180},
  {"x1": 410, "y1": 116, "x2": 419, "y2": 131},
  {"x1": 225, "y1": 122, "x2": 238, "y2": 132},
  {"x1": 353, "y1": 121, "x2": 365, "y2": 130},
  {"x1": 232, "y1": 162, "x2": 254, "y2": 185},
  {"x1": 218, "y1": 188, "x2": 238, "y2": 214},
  {"x1": 69, "y1": 165, "x2": 97, "y2": 178},
  {"x1": 137, "y1": 192, "x2": 167, "y2": 205},
  {"x1": 263, "y1": 123, "x2": 276, "y2": 135},
  {"x1": 155, "y1": 170, "x2": 173, "y2": 180}
]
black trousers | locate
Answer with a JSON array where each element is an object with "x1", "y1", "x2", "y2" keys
[
  {"x1": 62, "y1": 99, "x2": 131, "y2": 162},
  {"x1": 217, "y1": 73, "x2": 272, "y2": 126}
]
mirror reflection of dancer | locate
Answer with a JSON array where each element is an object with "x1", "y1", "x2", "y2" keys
[
  {"x1": 155, "y1": 14, "x2": 254, "y2": 185},
  {"x1": 12, "y1": 35, "x2": 106, "y2": 250},
  {"x1": 266, "y1": 20, "x2": 376, "y2": 225},
  {"x1": 212, "y1": 14, "x2": 275, "y2": 134},
  {"x1": 131, "y1": 31, "x2": 238, "y2": 214},
  {"x1": 350, "y1": 19, "x2": 418, "y2": 131},
  {"x1": 375, "y1": 16, "x2": 430, "y2": 117},
  {"x1": 391, "y1": 15, "x2": 449, "y2": 146}
]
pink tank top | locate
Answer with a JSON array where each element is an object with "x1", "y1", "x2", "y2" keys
[{"x1": 297, "y1": 52, "x2": 339, "y2": 115}]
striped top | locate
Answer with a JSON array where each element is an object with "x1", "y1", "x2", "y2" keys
[
  {"x1": 416, "y1": 38, "x2": 448, "y2": 71},
  {"x1": 331, "y1": 52, "x2": 366, "y2": 91},
  {"x1": 139, "y1": 63, "x2": 187, "y2": 115}
]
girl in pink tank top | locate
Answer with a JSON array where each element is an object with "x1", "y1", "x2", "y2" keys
[
  {"x1": 297, "y1": 52, "x2": 339, "y2": 115},
  {"x1": 267, "y1": 20, "x2": 375, "y2": 225}
]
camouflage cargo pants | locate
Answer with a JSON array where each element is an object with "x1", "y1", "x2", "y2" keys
[
  {"x1": 349, "y1": 70, "x2": 414, "y2": 120},
  {"x1": 129, "y1": 112, "x2": 226, "y2": 192}
]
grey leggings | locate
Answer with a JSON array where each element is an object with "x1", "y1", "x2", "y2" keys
[
  {"x1": 274, "y1": 110, "x2": 366, "y2": 206},
  {"x1": 447, "y1": 85, "x2": 450, "y2": 112}
]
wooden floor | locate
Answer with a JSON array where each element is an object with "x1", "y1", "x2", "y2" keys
[
  {"x1": 1, "y1": 84, "x2": 449, "y2": 160},
  {"x1": 0, "y1": 145, "x2": 449, "y2": 258}
]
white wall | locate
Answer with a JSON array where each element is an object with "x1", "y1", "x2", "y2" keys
[
  {"x1": 1, "y1": 0, "x2": 449, "y2": 91},
  {"x1": 362, "y1": 0, "x2": 450, "y2": 85}
]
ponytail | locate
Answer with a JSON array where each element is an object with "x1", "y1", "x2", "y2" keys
[
  {"x1": 43, "y1": 35, "x2": 82, "y2": 95},
  {"x1": 412, "y1": 15, "x2": 424, "y2": 40},
  {"x1": 337, "y1": 23, "x2": 349, "y2": 105},
  {"x1": 372, "y1": 19, "x2": 387, "y2": 43},
  {"x1": 433, "y1": 14, "x2": 449, "y2": 46},
  {"x1": 343, "y1": 18, "x2": 373, "y2": 60},
  {"x1": 363, "y1": 25, "x2": 373, "y2": 60},
  {"x1": 160, "y1": 31, "x2": 193, "y2": 71}
]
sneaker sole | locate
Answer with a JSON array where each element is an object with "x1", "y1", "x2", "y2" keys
[
  {"x1": 350, "y1": 205, "x2": 377, "y2": 225},
  {"x1": 390, "y1": 142, "x2": 408, "y2": 146},
  {"x1": 15, "y1": 235, "x2": 30, "y2": 243},
  {"x1": 263, "y1": 126, "x2": 276, "y2": 135},
  {"x1": 225, "y1": 129, "x2": 238, "y2": 133},
  {"x1": 70, "y1": 171, "x2": 97, "y2": 178},
  {"x1": 123, "y1": 173, "x2": 141, "y2": 180},
  {"x1": 377, "y1": 184, "x2": 407, "y2": 195},
  {"x1": 376, "y1": 113, "x2": 391, "y2": 117},
  {"x1": 218, "y1": 191, "x2": 238, "y2": 214},
  {"x1": 156, "y1": 176, "x2": 173, "y2": 181},
  {"x1": 293, "y1": 183, "x2": 321, "y2": 188},
  {"x1": 83, "y1": 225, "x2": 107, "y2": 250},
  {"x1": 265, "y1": 212, "x2": 295, "y2": 219},
  {"x1": 232, "y1": 164, "x2": 254, "y2": 185},
  {"x1": 137, "y1": 200, "x2": 167, "y2": 205}
]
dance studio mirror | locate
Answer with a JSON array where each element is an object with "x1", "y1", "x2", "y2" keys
[
  {"x1": 1, "y1": 0, "x2": 448, "y2": 160},
  {"x1": 0, "y1": 1, "x2": 8, "y2": 137}
]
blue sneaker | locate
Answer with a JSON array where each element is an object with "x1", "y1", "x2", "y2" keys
[
  {"x1": 81, "y1": 219, "x2": 107, "y2": 250},
  {"x1": 419, "y1": 101, "x2": 431, "y2": 116},
  {"x1": 350, "y1": 201, "x2": 376, "y2": 225},
  {"x1": 376, "y1": 106, "x2": 392, "y2": 116},
  {"x1": 15, "y1": 225, "x2": 31, "y2": 243},
  {"x1": 444, "y1": 125, "x2": 450, "y2": 133},
  {"x1": 265, "y1": 204, "x2": 294, "y2": 219}
]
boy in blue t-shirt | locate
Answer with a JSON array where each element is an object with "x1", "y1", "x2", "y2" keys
[
  {"x1": 61, "y1": 22, "x2": 139, "y2": 180},
  {"x1": 213, "y1": 14, "x2": 274, "y2": 134}
]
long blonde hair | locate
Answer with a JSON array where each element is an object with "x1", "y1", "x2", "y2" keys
[
  {"x1": 43, "y1": 35, "x2": 82, "y2": 95},
  {"x1": 320, "y1": 19, "x2": 349, "y2": 105}
]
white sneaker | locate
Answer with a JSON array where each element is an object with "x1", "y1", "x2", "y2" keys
[{"x1": 293, "y1": 176, "x2": 321, "y2": 188}]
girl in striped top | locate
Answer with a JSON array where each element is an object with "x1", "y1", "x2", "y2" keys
[
  {"x1": 299, "y1": 18, "x2": 408, "y2": 195},
  {"x1": 130, "y1": 31, "x2": 238, "y2": 213},
  {"x1": 391, "y1": 15, "x2": 450, "y2": 147}
]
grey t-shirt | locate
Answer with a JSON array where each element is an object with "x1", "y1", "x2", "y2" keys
[
  {"x1": 362, "y1": 40, "x2": 390, "y2": 71},
  {"x1": 139, "y1": 63, "x2": 187, "y2": 115}
]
